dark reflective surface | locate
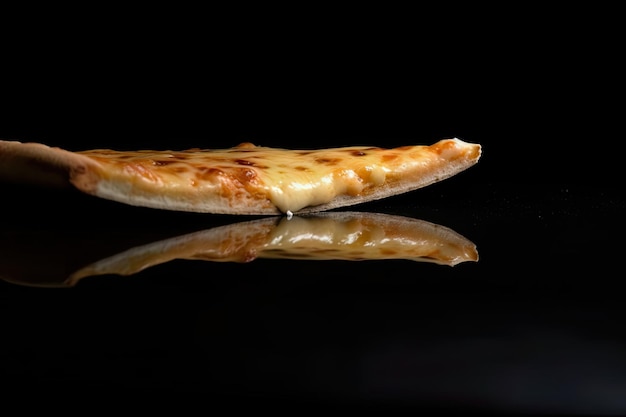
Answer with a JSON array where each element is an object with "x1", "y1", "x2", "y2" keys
[
  {"x1": 2, "y1": 179, "x2": 625, "y2": 413},
  {"x1": 1, "y1": 16, "x2": 623, "y2": 409}
]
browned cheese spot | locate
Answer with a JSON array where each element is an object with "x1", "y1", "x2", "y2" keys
[
  {"x1": 351, "y1": 151, "x2": 367, "y2": 157},
  {"x1": 382, "y1": 153, "x2": 399, "y2": 162},
  {"x1": 213, "y1": 166, "x2": 266, "y2": 201},
  {"x1": 152, "y1": 159, "x2": 175, "y2": 166},
  {"x1": 124, "y1": 163, "x2": 161, "y2": 182},
  {"x1": 315, "y1": 157, "x2": 341, "y2": 165},
  {"x1": 234, "y1": 158, "x2": 268, "y2": 169},
  {"x1": 235, "y1": 159, "x2": 255, "y2": 166},
  {"x1": 232, "y1": 167, "x2": 258, "y2": 185},
  {"x1": 83, "y1": 150, "x2": 119, "y2": 156},
  {"x1": 196, "y1": 167, "x2": 224, "y2": 182},
  {"x1": 430, "y1": 141, "x2": 461, "y2": 159}
]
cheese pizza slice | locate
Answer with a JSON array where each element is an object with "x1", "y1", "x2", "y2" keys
[
  {"x1": 0, "y1": 138, "x2": 481, "y2": 214},
  {"x1": 65, "y1": 212, "x2": 478, "y2": 286}
]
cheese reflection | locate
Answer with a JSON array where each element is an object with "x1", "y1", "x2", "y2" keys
[
  {"x1": 67, "y1": 212, "x2": 477, "y2": 285},
  {"x1": 0, "y1": 212, "x2": 478, "y2": 287}
]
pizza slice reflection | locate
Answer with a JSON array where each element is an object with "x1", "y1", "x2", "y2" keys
[{"x1": 1, "y1": 212, "x2": 478, "y2": 288}]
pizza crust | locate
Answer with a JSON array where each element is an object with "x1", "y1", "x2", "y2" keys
[
  {"x1": 0, "y1": 138, "x2": 481, "y2": 215},
  {"x1": 0, "y1": 140, "x2": 101, "y2": 189}
]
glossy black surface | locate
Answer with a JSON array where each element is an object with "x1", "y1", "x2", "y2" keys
[
  {"x1": 1, "y1": 10, "x2": 623, "y2": 412},
  {"x1": 2, "y1": 176, "x2": 625, "y2": 413}
]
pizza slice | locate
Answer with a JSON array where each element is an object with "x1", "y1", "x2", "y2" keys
[
  {"x1": 65, "y1": 212, "x2": 478, "y2": 286},
  {"x1": 0, "y1": 138, "x2": 481, "y2": 215}
]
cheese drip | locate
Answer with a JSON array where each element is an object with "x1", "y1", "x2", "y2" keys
[{"x1": 267, "y1": 164, "x2": 388, "y2": 212}]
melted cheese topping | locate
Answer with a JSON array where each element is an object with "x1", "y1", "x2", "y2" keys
[{"x1": 78, "y1": 139, "x2": 479, "y2": 213}]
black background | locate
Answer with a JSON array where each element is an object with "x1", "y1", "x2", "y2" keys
[{"x1": 1, "y1": 5, "x2": 625, "y2": 414}]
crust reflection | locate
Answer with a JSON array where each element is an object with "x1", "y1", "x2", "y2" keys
[{"x1": 0, "y1": 212, "x2": 478, "y2": 288}]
